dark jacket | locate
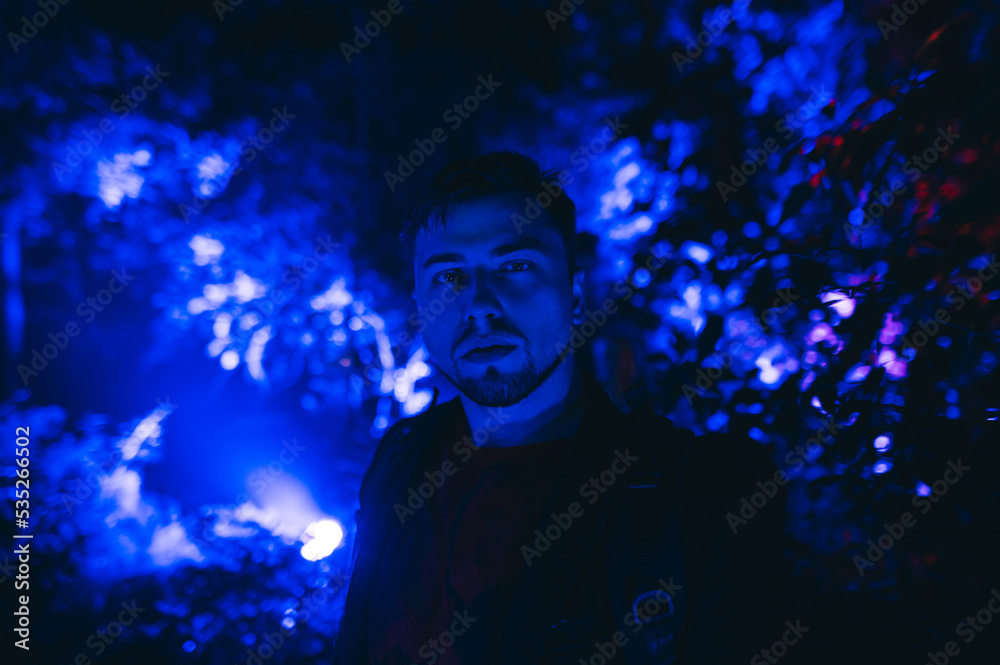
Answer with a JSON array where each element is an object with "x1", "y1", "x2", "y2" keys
[{"x1": 334, "y1": 367, "x2": 796, "y2": 664}]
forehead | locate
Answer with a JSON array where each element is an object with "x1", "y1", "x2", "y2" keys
[{"x1": 413, "y1": 193, "x2": 564, "y2": 267}]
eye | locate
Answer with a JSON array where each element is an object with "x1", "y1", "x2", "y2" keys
[
  {"x1": 432, "y1": 270, "x2": 467, "y2": 285},
  {"x1": 500, "y1": 260, "x2": 535, "y2": 273}
]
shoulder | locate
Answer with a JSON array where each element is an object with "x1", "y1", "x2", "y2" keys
[{"x1": 358, "y1": 397, "x2": 458, "y2": 508}]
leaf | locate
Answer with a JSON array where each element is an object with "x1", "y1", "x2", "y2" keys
[{"x1": 780, "y1": 181, "x2": 816, "y2": 222}]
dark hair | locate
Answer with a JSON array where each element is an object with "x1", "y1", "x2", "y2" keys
[{"x1": 399, "y1": 151, "x2": 577, "y2": 272}]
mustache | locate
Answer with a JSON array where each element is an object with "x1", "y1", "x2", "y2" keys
[{"x1": 452, "y1": 322, "x2": 527, "y2": 356}]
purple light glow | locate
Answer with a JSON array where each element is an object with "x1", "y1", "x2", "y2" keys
[{"x1": 821, "y1": 291, "x2": 856, "y2": 318}]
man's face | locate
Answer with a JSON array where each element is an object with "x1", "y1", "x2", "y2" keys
[{"x1": 412, "y1": 193, "x2": 581, "y2": 407}]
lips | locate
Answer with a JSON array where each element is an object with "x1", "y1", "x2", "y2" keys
[
  {"x1": 462, "y1": 344, "x2": 518, "y2": 363},
  {"x1": 459, "y1": 336, "x2": 520, "y2": 358}
]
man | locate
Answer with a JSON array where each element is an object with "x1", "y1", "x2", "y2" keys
[{"x1": 334, "y1": 152, "x2": 798, "y2": 664}]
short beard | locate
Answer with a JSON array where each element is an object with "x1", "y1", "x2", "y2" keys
[{"x1": 451, "y1": 351, "x2": 565, "y2": 407}]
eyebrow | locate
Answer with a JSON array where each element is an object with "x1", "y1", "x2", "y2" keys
[{"x1": 421, "y1": 236, "x2": 552, "y2": 270}]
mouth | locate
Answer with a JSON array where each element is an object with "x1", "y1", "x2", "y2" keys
[{"x1": 461, "y1": 344, "x2": 518, "y2": 363}]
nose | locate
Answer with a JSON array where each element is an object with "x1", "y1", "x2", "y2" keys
[{"x1": 461, "y1": 272, "x2": 503, "y2": 325}]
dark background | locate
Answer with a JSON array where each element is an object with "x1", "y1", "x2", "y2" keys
[{"x1": 1, "y1": 0, "x2": 999, "y2": 663}]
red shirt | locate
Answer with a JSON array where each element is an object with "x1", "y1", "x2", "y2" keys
[{"x1": 365, "y1": 414, "x2": 572, "y2": 665}]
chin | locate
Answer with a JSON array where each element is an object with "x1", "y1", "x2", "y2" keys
[{"x1": 450, "y1": 352, "x2": 565, "y2": 408}]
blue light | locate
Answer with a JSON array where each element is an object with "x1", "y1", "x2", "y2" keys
[
  {"x1": 632, "y1": 267, "x2": 651, "y2": 288},
  {"x1": 182, "y1": 641, "x2": 196, "y2": 653},
  {"x1": 743, "y1": 221, "x2": 761, "y2": 238},
  {"x1": 703, "y1": 284, "x2": 722, "y2": 309},
  {"x1": 873, "y1": 461, "x2": 891, "y2": 475},
  {"x1": 681, "y1": 241, "x2": 713, "y2": 265},
  {"x1": 873, "y1": 435, "x2": 891, "y2": 452},
  {"x1": 724, "y1": 283, "x2": 745, "y2": 305},
  {"x1": 748, "y1": 427, "x2": 768, "y2": 442},
  {"x1": 756, "y1": 11, "x2": 778, "y2": 30},
  {"x1": 706, "y1": 412, "x2": 729, "y2": 430},
  {"x1": 917, "y1": 482, "x2": 932, "y2": 497}
]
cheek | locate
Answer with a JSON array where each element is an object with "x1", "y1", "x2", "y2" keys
[
  {"x1": 514, "y1": 285, "x2": 575, "y2": 341},
  {"x1": 415, "y1": 293, "x2": 462, "y2": 347}
]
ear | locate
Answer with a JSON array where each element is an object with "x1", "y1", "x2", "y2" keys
[{"x1": 571, "y1": 266, "x2": 586, "y2": 325}]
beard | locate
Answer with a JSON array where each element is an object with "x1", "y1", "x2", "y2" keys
[{"x1": 450, "y1": 349, "x2": 565, "y2": 407}]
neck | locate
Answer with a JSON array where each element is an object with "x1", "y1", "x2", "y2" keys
[{"x1": 459, "y1": 361, "x2": 584, "y2": 448}]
